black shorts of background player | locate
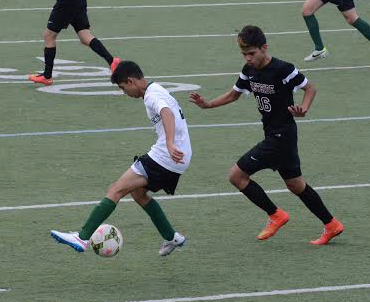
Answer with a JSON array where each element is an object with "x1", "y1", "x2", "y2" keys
[
  {"x1": 28, "y1": 0, "x2": 120, "y2": 85},
  {"x1": 190, "y1": 25, "x2": 344, "y2": 245},
  {"x1": 302, "y1": 0, "x2": 370, "y2": 61}
]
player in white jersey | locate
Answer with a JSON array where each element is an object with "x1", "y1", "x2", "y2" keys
[{"x1": 51, "y1": 61, "x2": 191, "y2": 257}]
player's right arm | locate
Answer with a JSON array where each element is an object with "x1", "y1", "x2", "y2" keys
[{"x1": 189, "y1": 89, "x2": 242, "y2": 109}]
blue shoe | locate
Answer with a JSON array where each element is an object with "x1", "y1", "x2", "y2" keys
[{"x1": 51, "y1": 230, "x2": 89, "y2": 252}]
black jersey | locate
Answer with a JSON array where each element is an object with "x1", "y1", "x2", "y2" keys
[{"x1": 233, "y1": 57, "x2": 307, "y2": 134}]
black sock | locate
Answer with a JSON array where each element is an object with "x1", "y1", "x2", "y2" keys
[
  {"x1": 44, "y1": 47, "x2": 56, "y2": 79},
  {"x1": 297, "y1": 184, "x2": 333, "y2": 224},
  {"x1": 241, "y1": 180, "x2": 277, "y2": 215},
  {"x1": 89, "y1": 38, "x2": 113, "y2": 65}
]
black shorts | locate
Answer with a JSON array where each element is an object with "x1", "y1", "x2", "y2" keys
[
  {"x1": 47, "y1": 0, "x2": 90, "y2": 33},
  {"x1": 322, "y1": 0, "x2": 355, "y2": 12},
  {"x1": 136, "y1": 154, "x2": 181, "y2": 195},
  {"x1": 236, "y1": 132, "x2": 302, "y2": 180}
]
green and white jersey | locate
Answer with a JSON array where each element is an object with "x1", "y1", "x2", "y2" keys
[{"x1": 144, "y1": 82, "x2": 192, "y2": 174}]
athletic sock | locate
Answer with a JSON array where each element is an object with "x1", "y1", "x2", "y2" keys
[
  {"x1": 241, "y1": 180, "x2": 278, "y2": 215},
  {"x1": 303, "y1": 15, "x2": 324, "y2": 51},
  {"x1": 43, "y1": 47, "x2": 56, "y2": 79},
  {"x1": 353, "y1": 18, "x2": 370, "y2": 41},
  {"x1": 79, "y1": 197, "x2": 117, "y2": 240},
  {"x1": 142, "y1": 198, "x2": 175, "y2": 241},
  {"x1": 89, "y1": 38, "x2": 114, "y2": 65},
  {"x1": 296, "y1": 184, "x2": 333, "y2": 224}
]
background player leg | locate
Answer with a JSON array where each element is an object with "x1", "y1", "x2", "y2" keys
[
  {"x1": 131, "y1": 188, "x2": 186, "y2": 256},
  {"x1": 284, "y1": 176, "x2": 344, "y2": 244},
  {"x1": 28, "y1": 29, "x2": 57, "y2": 85},
  {"x1": 302, "y1": 0, "x2": 328, "y2": 61},
  {"x1": 229, "y1": 164, "x2": 289, "y2": 240},
  {"x1": 341, "y1": 8, "x2": 370, "y2": 42},
  {"x1": 77, "y1": 29, "x2": 121, "y2": 72}
]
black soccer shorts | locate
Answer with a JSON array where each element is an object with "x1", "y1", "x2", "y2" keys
[
  {"x1": 236, "y1": 133, "x2": 302, "y2": 180},
  {"x1": 322, "y1": 0, "x2": 355, "y2": 12},
  {"x1": 47, "y1": 0, "x2": 90, "y2": 33},
  {"x1": 135, "y1": 154, "x2": 181, "y2": 195}
]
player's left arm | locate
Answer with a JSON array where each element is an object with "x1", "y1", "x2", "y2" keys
[
  {"x1": 288, "y1": 81, "x2": 317, "y2": 117},
  {"x1": 160, "y1": 107, "x2": 185, "y2": 163}
]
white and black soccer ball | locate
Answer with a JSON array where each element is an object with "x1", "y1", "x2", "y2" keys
[{"x1": 90, "y1": 224, "x2": 123, "y2": 257}]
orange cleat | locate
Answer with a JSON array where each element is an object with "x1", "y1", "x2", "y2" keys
[
  {"x1": 257, "y1": 208, "x2": 290, "y2": 240},
  {"x1": 110, "y1": 57, "x2": 121, "y2": 73},
  {"x1": 28, "y1": 74, "x2": 53, "y2": 86},
  {"x1": 309, "y1": 218, "x2": 344, "y2": 245}
]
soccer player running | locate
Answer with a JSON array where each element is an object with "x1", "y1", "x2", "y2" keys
[
  {"x1": 303, "y1": 0, "x2": 370, "y2": 61},
  {"x1": 190, "y1": 25, "x2": 343, "y2": 245},
  {"x1": 28, "y1": 0, "x2": 121, "y2": 86},
  {"x1": 51, "y1": 61, "x2": 192, "y2": 256}
]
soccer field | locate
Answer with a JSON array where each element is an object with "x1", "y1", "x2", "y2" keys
[{"x1": 1, "y1": 0, "x2": 370, "y2": 302}]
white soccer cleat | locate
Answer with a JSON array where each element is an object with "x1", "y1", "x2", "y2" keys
[
  {"x1": 50, "y1": 230, "x2": 89, "y2": 252},
  {"x1": 159, "y1": 232, "x2": 186, "y2": 257},
  {"x1": 304, "y1": 47, "x2": 328, "y2": 62}
]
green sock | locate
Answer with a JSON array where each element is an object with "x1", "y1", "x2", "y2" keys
[
  {"x1": 79, "y1": 197, "x2": 117, "y2": 240},
  {"x1": 142, "y1": 199, "x2": 175, "y2": 241},
  {"x1": 304, "y1": 15, "x2": 324, "y2": 51},
  {"x1": 353, "y1": 18, "x2": 370, "y2": 41}
]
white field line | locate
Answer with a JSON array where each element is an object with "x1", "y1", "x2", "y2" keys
[
  {"x1": 0, "y1": 64, "x2": 369, "y2": 84},
  {"x1": 0, "y1": 28, "x2": 356, "y2": 44},
  {"x1": 0, "y1": 183, "x2": 369, "y2": 212},
  {"x1": 0, "y1": 1, "x2": 305, "y2": 12},
  {"x1": 127, "y1": 283, "x2": 370, "y2": 302},
  {"x1": 0, "y1": 116, "x2": 369, "y2": 138},
  {"x1": 3, "y1": 64, "x2": 370, "y2": 84},
  {"x1": 0, "y1": 289, "x2": 10, "y2": 293}
]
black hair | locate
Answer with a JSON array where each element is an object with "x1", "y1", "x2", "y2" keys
[
  {"x1": 111, "y1": 61, "x2": 144, "y2": 84},
  {"x1": 237, "y1": 25, "x2": 266, "y2": 49}
]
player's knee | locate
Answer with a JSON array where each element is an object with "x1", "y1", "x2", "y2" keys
[
  {"x1": 228, "y1": 170, "x2": 249, "y2": 190},
  {"x1": 346, "y1": 15, "x2": 358, "y2": 25},
  {"x1": 78, "y1": 30, "x2": 94, "y2": 46},
  {"x1": 286, "y1": 182, "x2": 305, "y2": 194},
  {"x1": 106, "y1": 183, "x2": 126, "y2": 202},
  {"x1": 131, "y1": 193, "x2": 150, "y2": 206},
  {"x1": 43, "y1": 30, "x2": 56, "y2": 44},
  {"x1": 302, "y1": 4, "x2": 314, "y2": 17},
  {"x1": 79, "y1": 37, "x2": 90, "y2": 45}
]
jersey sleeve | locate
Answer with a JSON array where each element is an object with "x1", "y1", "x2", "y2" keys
[
  {"x1": 145, "y1": 94, "x2": 170, "y2": 115},
  {"x1": 233, "y1": 67, "x2": 252, "y2": 95},
  {"x1": 280, "y1": 62, "x2": 308, "y2": 92}
]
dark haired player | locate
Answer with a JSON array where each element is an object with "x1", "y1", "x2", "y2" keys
[
  {"x1": 28, "y1": 0, "x2": 120, "y2": 85},
  {"x1": 190, "y1": 25, "x2": 344, "y2": 245},
  {"x1": 51, "y1": 61, "x2": 192, "y2": 256}
]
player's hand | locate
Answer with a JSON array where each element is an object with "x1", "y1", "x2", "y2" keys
[
  {"x1": 189, "y1": 92, "x2": 210, "y2": 109},
  {"x1": 167, "y1": 143, "x2": 185, "y2": 164},
  {"x1": 288, "y1": 105, "x2": 308, "y2": 117}
]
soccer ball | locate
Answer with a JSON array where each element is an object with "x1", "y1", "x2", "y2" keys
[{"x1": 90, "y1": 224, "x2": 123, "y2": 257}]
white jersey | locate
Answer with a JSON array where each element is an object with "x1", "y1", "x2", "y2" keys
[{"x1": 144, "y1": 82, "x2": 192, "y2": 174}]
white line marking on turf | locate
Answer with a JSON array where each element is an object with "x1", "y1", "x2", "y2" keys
[
  {"x1": 1, "y1": 64, "x2": 370, "y2": 85},
  {"x1": 0, "y1": 29, "x2": 355, "y2": 44},
  {"x1": 0, "y1": 183, "x2": 369, "y2": 212},
  {"x1": 0, "y1": 288, "x2": 10, "y2": 293},
  {"x1": 0, "y1": 116, "x2": 369, "y2": 138},
  {"x1": 126, "y1": 284, "x2": 370, "y2": 302},
  {"x1": 0, "y1": 2, "x2": 304, "y2": 12}
]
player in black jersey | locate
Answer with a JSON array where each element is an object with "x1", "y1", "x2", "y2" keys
[
  {"x1": 28, "y1": 0, "x2": 121, "y2": 85},
  {"x1": 190, "y1": 25, "x2": 343, "y2": 245},
  {"x1": 302, "y1": 0, "x2": 370, "y2": 61}
]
